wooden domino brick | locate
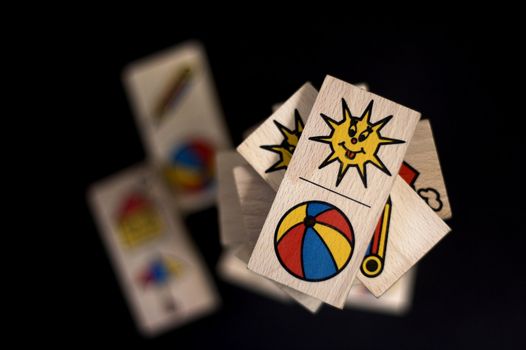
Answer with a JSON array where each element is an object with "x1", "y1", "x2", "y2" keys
[
  {"x1": 88, "y1": 164, "x2": 219, "y2": 334},
  {"x1": 403, "y1": 119, "x2": 452, "y2": 219},
  {"x1": 217, "y1": 151, "x2": 249, "y2": 246}
]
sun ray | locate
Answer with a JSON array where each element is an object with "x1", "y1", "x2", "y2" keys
[
  {"x1": 341, "y1": 98, "x2": 353, "y2": 121},
  {"x1": 370, "y1": 155, "x2": 392, "y2": 176},
  {"x1": 360, "y1": 100, "x2": 374, "y2": 124},
  {"x1": 320, "y1": 113, "x2": 341, "y2": 130},
  {"x1": 260, "y1": 145, "x2": 286, "y2": 154},
  {"x1": 336, "y1": 163, "x2": 351, "y2": 186},
  {"x1": 274, "y1": 120, "x2": 295, "y2": 141},
  {"x1": 319, "y1": 151, "x2": 339, "y2": 169},
  {"x1": 260, "y1": 145, "x2": 292, "y2": 172},
  {"x1": 309, "y1": 135, "x2": 333, "y2": 144},
  {"x1": 378, "y1": 136, "x2": 406, "y2": 146},
  {"x1": 269, "y1": 159, "x2": 289, "y2": 171},
  {"x1": 356, "y1": 161, "x2": 368, "y2": 187}
]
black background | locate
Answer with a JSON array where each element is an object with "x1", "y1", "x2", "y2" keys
[{"x1": 65, "y1": 15, "x2": 524, "y2": 349}]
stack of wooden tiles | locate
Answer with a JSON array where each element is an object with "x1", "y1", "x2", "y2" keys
[{"x1": 217, "y1": 76, "x2": 451, "y2": 312}]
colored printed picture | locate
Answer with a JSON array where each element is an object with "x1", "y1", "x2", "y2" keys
[
  {"x1": 274, "y1": 201, "x2": 354, "y2": 282},
  {"x1": 260, "y1": 109, "x2": 304, "y2": 172},
  {"x1": 310, "y1": 99, "x2": 404, "y2": 187},
  {"x1": 361, "y1": 197, "x2": 392, "y2": 277},
  {"x1": 138, "y1": 254, "x2": 184, "y2": 288},
  {"x1": 164, "y1": 139, "x2": 215, "y2": 193},
  {"x1": 116, "y1": 192, "x2": 164, "y2": 248},
  {"x1": 137, "y1": 254, "x2": 185, "y2": 312},
  {"x1": 361, "y1": 162, "x2": 419, "y2": 278},
  {"x1": 154, "y1": 65, "x2": 194, "y2": 123}
]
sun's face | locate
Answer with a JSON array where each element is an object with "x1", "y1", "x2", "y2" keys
[
  {"x1": 261, "y1": 109, "x2": 304, "y2": 173},
  {"x1": 310, "y1": 99, "x2": 404, "y2": 187},
  {"x1": 326, "y1": 110, "x2": 383, "y2": 166}
]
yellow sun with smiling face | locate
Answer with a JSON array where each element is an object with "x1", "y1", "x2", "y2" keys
[{"x1": 309, "y1": 99, "x2": 404, "y2": 188}]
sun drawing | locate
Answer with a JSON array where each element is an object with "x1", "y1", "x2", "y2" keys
[
  {"x1": 309, "y1": 98, "x2": 404, "y2": 188},
  {"x1": 260, "y1": 109, "x2": 304, "y2": 173}
]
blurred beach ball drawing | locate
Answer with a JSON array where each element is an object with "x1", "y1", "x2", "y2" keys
[{"x1": 164, "y1": 139, "x2": 215, "y2": 192}]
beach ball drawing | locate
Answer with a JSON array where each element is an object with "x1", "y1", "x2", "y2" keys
[
  {"x1": 164, "y1": 139, "x2": 215, "y2": 193},
  {"x1": 274, "y1": 201, "x2": 354, "y2": 282}
]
